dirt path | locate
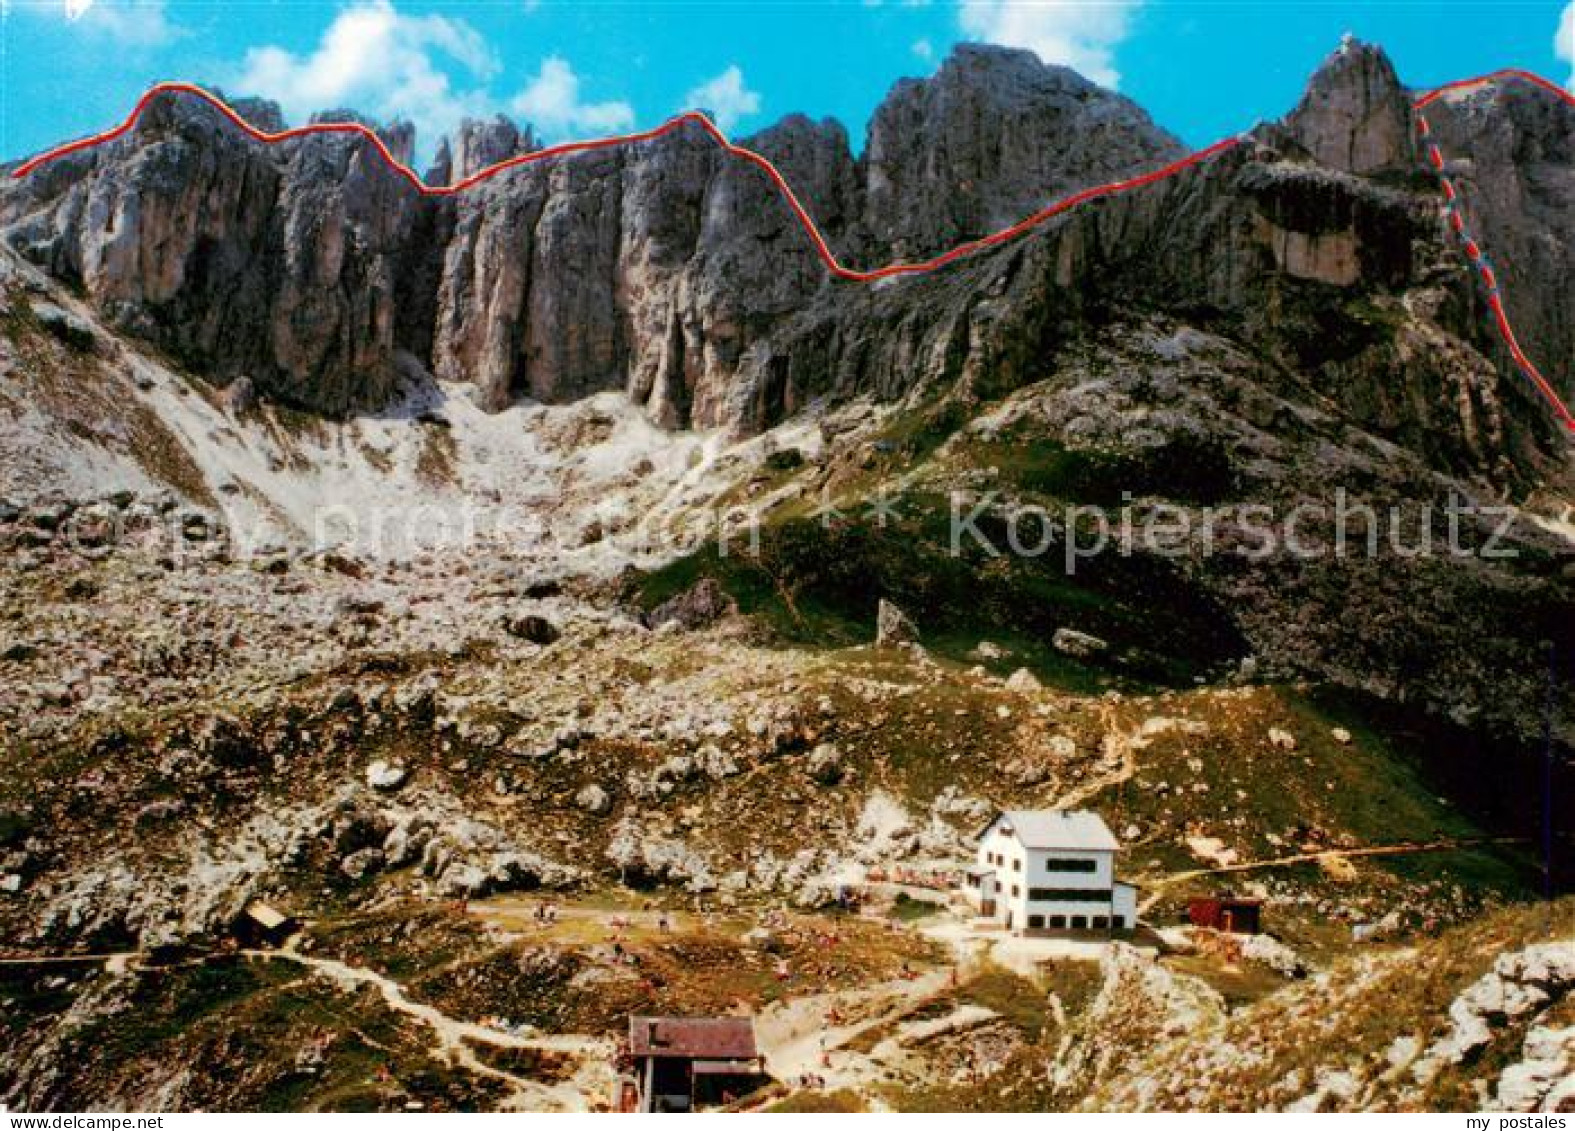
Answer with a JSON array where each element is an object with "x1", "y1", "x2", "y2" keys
[
  {"x1": 250, "y1": 942, "x2": 608, "y2": 1111},
  {"x1": 752, "y1": 919, "x2": 982, "y2": 1096},
  {"x1": 1052, "y1": 703, "x2": 1150, "y2": 810},
  {"x1": 1138, "y1": 836, "x2": 1530, "y2": 911},
  {"x1": 0, "y1": 952, "x2": 140, "y2": 968},
  {"x1": 3, "y1": 941, "x2": 610, "y2": 1109},
  {"x1": 758, "y1": 968, "x2": 952, "y2": 1089}
]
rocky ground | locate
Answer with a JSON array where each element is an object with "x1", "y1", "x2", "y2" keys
[
  {"x1": 0, "y1": 487, "x2": 1568, "y2": 1109},
  {"x1": 1, "y1": 217, "x2": 1571, "y2": 1109}
]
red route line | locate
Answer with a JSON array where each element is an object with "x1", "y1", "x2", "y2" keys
[
  {"x1": 8, "y1": 71, "x2": 1575, "y2": 433},
  {"x1": 7, "y1": 80, "x2": 1242, "y2": 283},
  {"x1": 1412, "y1": 70, "x2": 1575, "y2": 435}
]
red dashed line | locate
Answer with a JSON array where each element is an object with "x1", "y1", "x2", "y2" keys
[
  {"x1": 1412, "y1": 71, "x2": 1575, "y2": 434},
  {"x1": 7, "y1": 70, "x2": 1575, "y2": 433}
]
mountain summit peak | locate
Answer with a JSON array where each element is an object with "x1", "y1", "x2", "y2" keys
[{"x1": 1284, "y1": 37, "x2": 1414, "y2": 174}]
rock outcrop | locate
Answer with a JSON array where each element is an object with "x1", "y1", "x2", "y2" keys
[
  {"x1": 862, "y1": 43, "x2": 1184, "y2": 256},
  {"x1": 645, "y1": 577, "x2": 737, "y2": 631},
  {"x1": 0, "y1": 44, "x2": 1190, "y2": 428},
  {"x1": 1283, "y1": 36, "x2": 1415, "y2": 176},
  {"x1": 875, "y1": 598, "x2": 920, "y2": 647},
  {"x1": 1, "y1": 92, "x2": 426, "y2": 415},
  {"x1": 0, "y1": 41, "x2": 1569, "y2": 467},
  {"x1": 1422, "y1": 74, "x2": 1575, "y2": 410}
]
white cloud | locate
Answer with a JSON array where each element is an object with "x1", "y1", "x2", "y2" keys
[
  {"x1": 957, "y1": 0, "x2": 1140, "y2": 87},
  {"x1": 681, "y1": 65, "x2": 761, "y2": 133},
  {"x1": 233, "y1": 0, "x2": 498, "y2": 158},
  {"x1": 51, "y1": 0, "x2": 178, "y2": 47},
  {"x1": 1557, "y1": 1, "x2": 1575, "y2": 90},
  {"x1": 912, "y1": 37, "x2": 935, "y2": 62},
  {"x1": 510, "y1": 56, "x2": 635, "y2": 138}
]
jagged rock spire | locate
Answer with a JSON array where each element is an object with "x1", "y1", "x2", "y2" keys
[
  {"x1": 1283, "y1": 36, "x2": 1415, "y2": 175},
  {"x1": 449, "y1": 115, "x2": 531, "y2": 182}
]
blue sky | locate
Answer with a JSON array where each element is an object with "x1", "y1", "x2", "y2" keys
[{"x1": 3, "y1": 0, "x2": 1573, "y2": 168}]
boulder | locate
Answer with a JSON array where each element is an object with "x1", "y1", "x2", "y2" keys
[
  {"x1": 645, "y1": 577, "x2": 737, "y2": 631},
  {"x1": 875, "y1": 599, "x2": 919, "y2": 647},
  {"x1": 31, "y1": 300, "x2": 95, "y2": 350},
  {"x1": 365, "y1": 760, "x2": 407, "y2": 791},
  {"x1": 807, "y1": 743, "x2": 843, "y2": 785},
  {"x1": 1494, "y1": 1025, "x2": 1575, "y2": 1112},
  {"x1": 1005, "y1": 667, "x2": 1042, "y2": 692},
  {"x1": 219, "y1": 375, "x2": 257, "y2": 413},
  {"x1": 436, "y1": 863, "x2": 489, "y2": 898},
  {"x1": 741, "y1": 926, "x2": 782, "y2": 952},
  {"x1": 1052, "y1": 628, "x2": 1108, "y2": 659},
  {"x1": 503, "y1": 614, "x2": 560, "y2": 645},
  {"x1": 340, "y1": 847, "x2": 386, "y2": 880}
]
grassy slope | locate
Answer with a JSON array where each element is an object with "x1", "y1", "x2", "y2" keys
[{"x1": 0, "y1": 957, "x2": 508, "y2": 1112}]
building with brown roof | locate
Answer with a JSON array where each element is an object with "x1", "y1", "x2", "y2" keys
[{"x1": 620, "y1": 1015, "x2": 768, "y2": 1112}]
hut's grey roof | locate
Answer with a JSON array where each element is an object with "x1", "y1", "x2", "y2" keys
[{"x1": 991, "y1": 809, "x2": 1120, "y2": 851}]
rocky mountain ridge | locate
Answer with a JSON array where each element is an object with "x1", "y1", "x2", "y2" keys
[
  {"x1": 5, "y1": 39, "x2": 1569, "y2": 474},
  {"x1": 0, "y1": 44, "x2": 1179, "y2": 427},
  {"x1": 1, "y1": 38, "x2": 1572, "y2": 750},
  {"x1": 1, "y1": 38, "x2": 1572, "y2": 1115}
]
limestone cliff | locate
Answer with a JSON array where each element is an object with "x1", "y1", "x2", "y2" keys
[{"x1": 1, "y1": 41, "x2": 1570, "y2": 476}]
